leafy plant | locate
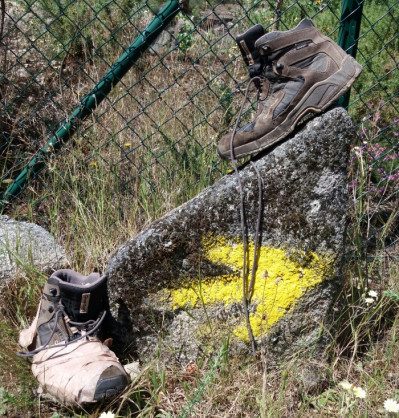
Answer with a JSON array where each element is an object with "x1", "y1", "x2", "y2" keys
[
  {"x1": 176, "y1": 14, "x2": 195, "y2": 54},
  {"x1": 0, "y1": 387, "x2": 14, "y2": 415},
  {"x1": 349, "y1": 102, "x2": 399, "y2": 200}
]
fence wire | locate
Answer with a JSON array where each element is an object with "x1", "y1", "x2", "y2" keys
[{"x1": 1, "y1": 0, "x2": 398, "y2": 260}]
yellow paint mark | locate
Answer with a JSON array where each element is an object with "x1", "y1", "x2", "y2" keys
[{"x1": 170, "y1": 236, "x2": 334, "y2": 341}]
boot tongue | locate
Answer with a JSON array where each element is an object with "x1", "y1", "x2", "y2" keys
[{"x1": 236, "y1": 24, "x2": 265, "y2": 77}]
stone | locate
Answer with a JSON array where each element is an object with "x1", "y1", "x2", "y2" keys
[
  {"x1": 200, "y1": 4, "x2": 240, "y2": 30},
  {"x1": 124, "y1": 361, "x2": 141, "y2": 380},
  {"x1": 150, "y1": 28, "x2": 173, "y2": 55},
  {"x1": 106, "y1": 107, "x2": 354, "y2": 364},
  {"x1": 0, "y1": 215, "x2": 69, "y2": 282}
]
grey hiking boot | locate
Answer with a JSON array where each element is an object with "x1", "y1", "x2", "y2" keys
[
  {"x1": 18, "y1": 269, "x2": 128, "y2": 406},
  {"x1": 217, "y1": 19, "x2": 362, "y2": 160}
]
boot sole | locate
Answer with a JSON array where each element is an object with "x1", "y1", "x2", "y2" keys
[{"x1": 218, "y1": 55, "x2": 362, "y2": 160}]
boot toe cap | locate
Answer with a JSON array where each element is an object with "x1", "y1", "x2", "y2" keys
[{"x1": 94, "y1": 366, "x2": 129, "y2": 400}]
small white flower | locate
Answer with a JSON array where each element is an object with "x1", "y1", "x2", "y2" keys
[
  {"x1": 384, "y1": 398, "x2": 399, "y2": 413},
  {"x1": 99, "y1": 412, "x2": 115, "y2": 418},
  {"x1": 368, "y1": 290, "x2": 378, "y2": 298},
  {"x1": 352, "y1": 386, "x2": 366, "y2": 399},
  {"x1": 365, "y1": 297, "x2": 375, "y2": 304},
  {"x1": 339, "y1": 380, "x2": 353, "y2": 391}
]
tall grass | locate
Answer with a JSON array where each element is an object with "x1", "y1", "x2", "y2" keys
[{"x1": 1, "y1": 0, "x2": 399, "y2": 416}]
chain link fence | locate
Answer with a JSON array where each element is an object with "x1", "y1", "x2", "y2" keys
[{"x1": 1, "y1": 0, "x2": 398, "y2": 262}]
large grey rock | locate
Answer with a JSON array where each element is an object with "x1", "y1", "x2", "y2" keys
[
  {"x1": 106, "y1": 107, "x2": 354, "y2": 363},
  {"x1": 0, "y1": 215, "x2": 69, "y2": 281}
]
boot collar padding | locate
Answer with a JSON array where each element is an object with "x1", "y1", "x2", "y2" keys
[
  {"x1": 256, "y1": 20, "x2": 322, "y2": 54},
  {"x1": 49, "y1": 269, "x2": 104, "y2": 287}
]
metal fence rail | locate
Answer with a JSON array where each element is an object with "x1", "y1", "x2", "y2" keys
[{"x1": 1, "y1": 0, "x2": 398, "y2": 259}]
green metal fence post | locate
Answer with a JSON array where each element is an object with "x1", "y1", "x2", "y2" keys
[
  {"x1": 337, "y1": 0, "x2": 364, "y2": 108},
  {"x1": 0, "y1": 0, "x2": 181, "y2": 213}
]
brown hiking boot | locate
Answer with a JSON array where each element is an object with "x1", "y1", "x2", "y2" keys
[
  {"x1": 18, "y1": 269, "x2": 128, "y2": 405},
  {"x1": 217, "y1": 19, "x2": 362, "y2": 160}
]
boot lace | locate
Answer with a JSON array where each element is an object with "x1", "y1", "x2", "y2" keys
[
  {"x1": 229, "y1": 76, "x2": 264, "y2": 357},
  {"x1": 17, "y1": 305, "x2": 106, "y2": 358}
]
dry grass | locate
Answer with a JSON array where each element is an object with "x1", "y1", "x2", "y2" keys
[
  {"x1": 1, "y1": 1, "x2": 399, "y2": 417},
  {"x1": 1, "y1": 257, "x2": 398, "y2": 417}
]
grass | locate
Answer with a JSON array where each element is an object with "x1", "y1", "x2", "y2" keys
[
  {"x1": 1, "y1": 0, "x2": 399, "y2": 416},
  {"x1": 2, "y1": 279, "x2": 399, "y2": 417},
  {"x1": 1, "y1": 193, "x2": 399, "y2": 415},
  {"x1": 1, "y1": 143, "x2": 398, "y2": 417}
]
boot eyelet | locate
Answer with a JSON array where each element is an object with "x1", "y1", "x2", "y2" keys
[
  {"x1": 276, "y1": 63, "x2": 284, "y2": 70},
  {"x1": 49, "y1": 288, "x2": 57, "y2": 296},
  {"x1": 48, "y1": 306, "x2": 54, "y2": 313},
  {"x1": 261, "y1": 45, "x2": 270, "y2": 52}
]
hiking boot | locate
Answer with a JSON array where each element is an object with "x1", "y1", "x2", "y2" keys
[
  {"x1": 18, "y1": 269, "x2": 128, "y2": 406},
  {"x1": 217, "y1": 19, "x2": 362, "y2": 160}
]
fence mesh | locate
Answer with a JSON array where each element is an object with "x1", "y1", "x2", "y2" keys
[{"x1": 1, "y1": 0, "x2": 398, "y2": 263}]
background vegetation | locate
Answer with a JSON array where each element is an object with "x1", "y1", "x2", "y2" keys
[{"x1": 1, "y1": 0, "x2": 398, "y2": 416}]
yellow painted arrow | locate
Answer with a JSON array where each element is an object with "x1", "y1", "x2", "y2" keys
[{"x1": 170, "y1": 235, "x2": 334, "y2": 341}]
